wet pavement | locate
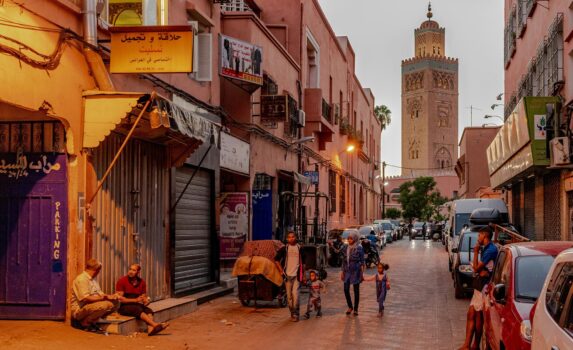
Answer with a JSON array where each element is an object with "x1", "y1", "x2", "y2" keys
[{"x1": 0, "y1": 238, "x2": 469, "y2": 350}]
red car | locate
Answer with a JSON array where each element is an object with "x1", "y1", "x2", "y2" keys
[{"x1": 482, "y1": 242, "x2": 573, "y2": 350}]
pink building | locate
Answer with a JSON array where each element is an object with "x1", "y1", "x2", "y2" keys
[
  {"x1": 486, "y1": 0, "x2": 573, "y2": 240},
  {"x1": 455, "y1": 126, "x2": 500, "y2": 198}
]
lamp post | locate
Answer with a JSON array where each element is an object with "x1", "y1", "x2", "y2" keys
[
  {"x1": 484, "y1": 114, "x2": 503, "y2": 123},
  {"x1": 381, "y1": 161, "x2": 386, "y2": 218},
  {"x1": 309, "y1": 144, "x2": 355, "y2": 242}
]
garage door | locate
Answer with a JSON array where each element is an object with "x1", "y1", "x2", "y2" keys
[{"x1": 173, "y1": 167, "x2": 214, "y2": 295}]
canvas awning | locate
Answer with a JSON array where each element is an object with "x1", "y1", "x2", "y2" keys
[{"x1": 83, "y1": 91, "x2": 219, "y2": 167}]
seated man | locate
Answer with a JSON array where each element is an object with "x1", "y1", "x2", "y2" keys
[
  {"x1": 116, "y1": 264, "x2": 168, "y2": 336},
  {"x1": 70, "y1": 259, "x2": 119, "y2": 331}
]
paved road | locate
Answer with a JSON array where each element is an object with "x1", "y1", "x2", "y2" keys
[
  {"x1": 0, "y1": 238, "x2": 469, "y2": 350},
  {"x1": 169, "y1": 238, "x2": 469, "y2": 350}
]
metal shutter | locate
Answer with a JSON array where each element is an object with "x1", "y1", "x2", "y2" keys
[
  {"x1": 544, "y1": 173, "x2": 561, "y2": 241},
  {"x1": 523, "y1": 177, "x2": 536, "y2": 239},
  {"x1": 173, "y1": 167, "x2": 214, "y2": 295}
]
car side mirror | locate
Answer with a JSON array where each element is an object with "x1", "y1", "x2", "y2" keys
[
  {"x1": 493, "y1": 284, "x2": 506, "y2": 304},
  {"x1": 451, "y1": 247, "x2": 458, "y2": 253}
]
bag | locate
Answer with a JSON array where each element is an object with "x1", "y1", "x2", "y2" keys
[{"x1": 472, "y1": 274, "x2": 489, "y2": 291}]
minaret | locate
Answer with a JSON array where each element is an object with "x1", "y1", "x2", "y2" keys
[{"x1": 401, "y1": 3, "x2": 459, "y2": 176}]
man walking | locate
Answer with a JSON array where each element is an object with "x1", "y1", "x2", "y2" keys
[
  {"x1": 459, "y1": 226, "x2": 498, "y2": 350},
  {"x1": 274, "y1": 231, "x2": 305, "y2": 322},
  {"x1": 70, "y1": 259, "x2": 119, "y2": 332}
]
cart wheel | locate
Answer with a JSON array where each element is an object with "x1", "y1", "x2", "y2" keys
[{"x1": 240, "y1": 299, "x2": 250, "y2": 306}]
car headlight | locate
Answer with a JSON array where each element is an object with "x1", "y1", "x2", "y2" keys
[
  {"x1": 520, "y1": 320, "x2": 532, "y2": 342},
  {"x1": 458, "y1": 265, "x2": 473, "y2": 273}
]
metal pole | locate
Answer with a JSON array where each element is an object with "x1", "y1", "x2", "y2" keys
[
  {"x1": 298, "y1": 143, "x2": 303, "y2": 240},
  {"x1": 382, "y1": 161, "x2": 386, "y2": 219},
  {"x1": 313, "y1": 162, "x2": 319, "y2": 243}
]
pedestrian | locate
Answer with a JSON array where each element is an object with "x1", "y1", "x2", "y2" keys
[
  {"x1": 341, "y1": 231, "x2": 365, "y2": 316},
  {"x1": 70, "y1": 259, "x2": 119, "y2": 332},
  {"x1": 364, "y1": 262, "x2": 390, "y2": 317},
  {"x1": 115, "y1": 264, "x2": 169, "y2": 336},
  {"x1": 303, "y1": 270, "x2": 325, "y2": 319},
  {"x1": 458, "y1": 226, "x2": 498, "y2": 350},
  {"x1": 274, "y1": 231, "x2": 305, "y2": 322}
]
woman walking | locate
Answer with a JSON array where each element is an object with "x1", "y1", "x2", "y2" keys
[{"x1": 341, "y1": 231, "x2": 365, "y2": 316}]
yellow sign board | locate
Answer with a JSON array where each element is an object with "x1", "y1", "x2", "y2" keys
[{"x1": 110, "y1": 26, "x2": 193, "y2": 73}]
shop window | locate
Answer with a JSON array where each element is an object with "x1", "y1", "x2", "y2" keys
[
  {"x1": 253, "y1": 173, "x2": 272, "y2": 191},
  {"x1": 103, "y1": 0, "x2": 168, "y2": 26},
  {"x1": 329, "y1": 171, "x2": 337, "y2": 213}
]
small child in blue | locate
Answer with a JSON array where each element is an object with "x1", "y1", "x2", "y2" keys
[
  {"x1": 303, "y1": 270, "x2": 325, "y2": 319},
  {"x1": 364, "y1": 263, "x2": 390, "y2": 317}
]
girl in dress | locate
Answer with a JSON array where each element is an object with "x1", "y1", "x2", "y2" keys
[{"x1": 364, "y1": 262, "x2": 390, "y2": 317}]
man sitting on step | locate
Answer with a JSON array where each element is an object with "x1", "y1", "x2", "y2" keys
[
  {"x1": 70, "y1": 259, "x2": 119, "y2": 332},
  {"x1": 116, "y1": 264, "x2": 168, "y2": 336}
]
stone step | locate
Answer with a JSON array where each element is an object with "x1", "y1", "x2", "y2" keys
[{"x1": 97, "y1": 285, "x2": 234, "y2": 335}]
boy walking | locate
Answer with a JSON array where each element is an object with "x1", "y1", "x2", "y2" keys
[
  {"x1": 304, "y1": 270, "x2": 325, "y2": 319},
  {"x1": 274, "y1": 231, "x2": 305, "y2": 322}
]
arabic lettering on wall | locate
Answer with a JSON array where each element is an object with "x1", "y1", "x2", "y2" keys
[{"x1": 0, "y1": 154, "x2": 61, "y2": 179}]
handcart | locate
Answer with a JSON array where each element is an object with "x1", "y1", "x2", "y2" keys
[{"x1": 232, "y1": 240, "x2": 287, "y2": 307}]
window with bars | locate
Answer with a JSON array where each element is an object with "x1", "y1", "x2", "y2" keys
[
  {"x1": 504, "y1": 8, "x2": 517, "y2": 66},
  {"x1": 329, "y1": 170, "x2": 337, "y2": 213},
  {"x1": 285, "y1": 95, "x2": 298, "y2": 138},
  {"x1": 339, "y1": 176, "x2": 346, "y2": 215},
  {"x1": 516, "y1": 0, "x2": 527, "y2": 37},
  {"x1": 504, "y1": 94, "x2": 518, "y2": 120},
  {"x1": 547, "y1": 14, "x2": 564, "y2": 93},
  {"x1": 253, "y1": 173, "x2": 272, "y2": 190}
]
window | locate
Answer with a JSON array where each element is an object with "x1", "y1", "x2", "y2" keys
[
  {"x1": 103, "y1": 0, "x2": 168, "y2": 26},
  {"x1": 306, "y1": 30, "x2": 320, "y2": 88},
  {"x1": 504, "y1": 8, "x2": 516, "y2": 66},
  {"x1": 329, "y1": 170, "x2": 337, "y2": 213},
  {"x1": 515, "y1": 255, "x2": 555, "y2": 302},
  {"x1": 285, "y1": 95, "x2": 298, "y2": 138},
  {"x1": 353, "y1": 184, "x2": 357, "y2": 217},
  {"x1": 254, "y1": 173, "x2": 272, "y2": 191},
  {"x1": 546, "y1": 262, "x2": 573, "y2": 324},
  {"x1": 339, "y1": 176, "x2": 346, "y2": 215},
  {"x1": 492, "y1": 251, "x2": 507, "y2": 285},
  {"x1": 262, "y1": 74, "x2": 278, "y2": 95}
]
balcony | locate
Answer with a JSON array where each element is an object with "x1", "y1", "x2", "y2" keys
[{"x1": 303, "y1": 88, "x2": 334, "y2": 150}]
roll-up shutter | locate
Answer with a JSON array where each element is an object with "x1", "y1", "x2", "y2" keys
[
  {"x1": 173, "y1": 167, "x2": 214, "y2": 295},
  {"x1": 523, "y1": 177, "x2": 536, "y2": 239},
  {"x1": 544, "y1": 173, "x2": 561, "y2": 241}
]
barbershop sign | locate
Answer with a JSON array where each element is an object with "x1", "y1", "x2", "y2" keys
[{"x1": 110, "y1": 25, "x2": 194, "y2": 73}]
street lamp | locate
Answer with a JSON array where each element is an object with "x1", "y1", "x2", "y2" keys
[
  {"x1": 375, "y1": 162, "x2": 388, "y2": 218},
  {"x1": 490, "y1": 103, "x2": 503, "y2": 110},
  {"x1": 307, "y1": 144, "x2": 356, "y2": 241},
  {"x1": 484, "y1": 114, "x2": 503, "y2": 123}
]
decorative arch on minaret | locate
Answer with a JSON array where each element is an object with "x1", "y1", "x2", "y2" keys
[{"x1": 435, "y1": 147, "x2": 452, "y2": 169}]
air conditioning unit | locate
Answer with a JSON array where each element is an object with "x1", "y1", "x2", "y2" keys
[
  {"x1": 550, "y1": 137, "x2": 571, "y2": 166},
  {"x1": 298, "y1": 109, "x2": 306, "y2": 127}
]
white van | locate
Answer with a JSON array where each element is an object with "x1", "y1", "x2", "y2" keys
[{"x1": 446, "y1": 199, "x2": 508, "y2": 272}]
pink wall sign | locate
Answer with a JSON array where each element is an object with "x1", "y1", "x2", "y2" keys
[{"x1": 219, "y1": 192, "x2": 249, "y2": 260}]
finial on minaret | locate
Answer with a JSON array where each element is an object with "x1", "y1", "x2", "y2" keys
[{"x1": 427, "y1": 1, "x2": 433, "y2": 20}]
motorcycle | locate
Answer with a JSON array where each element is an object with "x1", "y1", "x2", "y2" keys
[
  {"x1": 360, "y1": 238, "x2": 380, "y2": 268},
  {"x1": 328, "y1": 241, "x2": 344, "y2": 267}
]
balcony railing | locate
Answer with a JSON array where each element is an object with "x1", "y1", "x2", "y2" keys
[
  {"x1": 220, "y1": 0, "x2": 253, "y2": 13},
  {"x1": 322, "y1": 99, "x2": 332, "y2": 124}
]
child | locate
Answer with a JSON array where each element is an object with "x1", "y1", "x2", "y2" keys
[
  {"x1": 364, "y1": 263, "x2": 390, "y2": 317},
  {"x1": 304, "y1": 270, "x2": 325, "y2": 319}
]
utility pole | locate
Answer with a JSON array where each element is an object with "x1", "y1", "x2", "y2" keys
[
  {"x1": 313, "y1": 163, "x2": 319, "y2": 242},
  {"x1": 466, "y1": 105, "x2": 482, "y2": 127},
  {"x1": 382, "y1": 161, "x2": 386, "y2": 219}
]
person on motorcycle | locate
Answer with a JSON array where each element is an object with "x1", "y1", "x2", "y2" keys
[
  {"x1": 361, "y1": 237, "x2": 379, "y2": 267},
  {"x1": 367, "y1": 230, "x2": 378, "y2": 250}
]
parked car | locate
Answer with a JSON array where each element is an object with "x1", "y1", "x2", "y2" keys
[
  {"x1": 531, "y1": 247, "x2": 573, "y2": 350},
  {"x1": 451, "y1": 227, "x2": 477, "y2": 298},
  {"x1": 389, "y1": 219, "x2": 402, "y2": 240},
  {"x1": 379, "y1": 220, "x2": 394, "y2": 244},
  {"x1": 341, "y1": 227, "x2": 360, "y2": 245},
  {"x1": 447, "y1": 199, "x2": 509, "y2": 273},
  {"x1": 482, "y1": 242, "x2": 573, "y2": 350}
]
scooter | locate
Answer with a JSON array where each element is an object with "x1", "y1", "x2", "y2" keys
[
  {"x1": 328, "y1": 242, "x2": 344, "y2": 267},
  {"x1": 360, "y1": 239, "x2": 380, "y2": 268}
]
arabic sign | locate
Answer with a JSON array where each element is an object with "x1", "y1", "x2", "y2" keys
[
  {"x1": 261, "y1": 95, "x2": 288, "y2": 120},
  {"x1": 219, "y1": 34, "x2": 263, "y2": 85},
  {"x1": 252, "y1": 190, "x2": 272, "y2": 240},
  {"x1": 220, "y1": 132, "x2": 249, "y2": 175},
  {"x1": 0, "y1": 152, "x2": 63, "y2": 180},
  {"x1": 110, "y1": 26, "x2": 194, "y2": 73},
  {"x1": 219, "y1": 192, "x2": 249, "y2": 260}
]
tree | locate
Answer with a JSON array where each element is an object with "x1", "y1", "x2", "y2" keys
[
  {"x1": 398, "y1": 176, "x2": 446, "y2": 222},
  {"x1": 374, "y1": 105, "x2": 391, "y2": 130},
  {"x1": 385, "y1": 208, "x2": 402, "y2": 219}
]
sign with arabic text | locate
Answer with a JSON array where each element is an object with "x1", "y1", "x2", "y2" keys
[
  {"x1": 0, "y1": 152, "x2": 63, "y2": 180},
  {"x1": 219, "y1": 192, "x2": 249, "y2": 260},
  {"x1": 219, "y1": 34, "x2": 263, "y2": 85},
  {"x1": 110, "y1": 26, "x2": 194, "y2": 73},
  {"x1": 220, "y1": 132, "x2": 249, "y2": 175}
]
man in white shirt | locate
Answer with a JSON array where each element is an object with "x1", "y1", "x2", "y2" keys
[
  {"x1": 70, "y1": 259, "x2": 119, "y2": 331},
  {"x1": 274, "y1": 232, "x2": 305, "y2": 322}
]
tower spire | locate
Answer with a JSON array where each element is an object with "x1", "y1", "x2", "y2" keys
[{"x1": 427, "y1": 1, "x2": 433, "y2": 20}]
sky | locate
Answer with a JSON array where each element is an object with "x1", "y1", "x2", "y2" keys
[{"x1": 319, "y1": 0, "x2": 504, "y2": 176}]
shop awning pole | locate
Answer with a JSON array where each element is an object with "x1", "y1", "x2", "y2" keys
[{"x1": 87, "y1": 92, "x2": 156, "y2": 207}]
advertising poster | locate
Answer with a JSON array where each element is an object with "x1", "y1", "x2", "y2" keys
[
  {"x1": 220, "y1": 34, "x2": 263, "y2": 85},
  {"x1": 219, "y1": 192, "x2": 249, "y2": 260}
]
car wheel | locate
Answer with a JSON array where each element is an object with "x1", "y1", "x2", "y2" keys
[{"x1": 454, "y1": 276, "x2": 465, "y2": 299}]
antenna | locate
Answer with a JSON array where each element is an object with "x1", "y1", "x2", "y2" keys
[{"x1": 465, "y1": 105, "x2": 483, "y2": 127}]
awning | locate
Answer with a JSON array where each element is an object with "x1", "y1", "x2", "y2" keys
[
  {"x1": 83, "y1": 91, "x2": 220, "y2": 167},
  {"x1": 277, "y1": 169, "x2": 312, "y2": 186},
  {"x1": 294, "y1": 172, "x2": 312, "y2": 186}
]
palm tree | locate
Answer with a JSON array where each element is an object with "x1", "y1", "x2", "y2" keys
[{"x1": 375, "y1": 105, "x2": 391, "y2": 130}]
